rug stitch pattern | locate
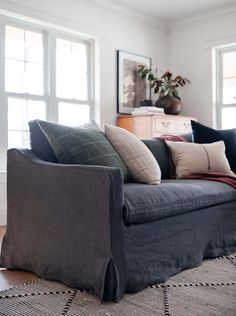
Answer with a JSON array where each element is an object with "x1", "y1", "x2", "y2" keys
[{"x1": 0, "y1": 255, "x2": 236, "y2": 315}]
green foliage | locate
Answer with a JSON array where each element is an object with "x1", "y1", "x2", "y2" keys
[{"x1": 138, "y1": 65, "x2": 190, "y2": 100}]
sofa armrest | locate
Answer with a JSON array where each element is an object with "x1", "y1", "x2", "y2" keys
[{"x1": 1, "y1": 149, "x2": 126, "y2": 301}]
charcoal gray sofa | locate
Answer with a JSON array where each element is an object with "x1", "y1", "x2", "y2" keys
[{"x1": 1, "y1": 127, "x2": 236, "y2": 302}]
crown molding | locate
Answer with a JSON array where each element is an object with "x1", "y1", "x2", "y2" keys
[
  {"x1": 0, "y1": 0, "x2": 235, "y2": 34},
  {"x1": 0, "y1": 0, "x2": 108, "y2": 36},
  {"x1": 73, "y1": 0, "x2": 167, "y2": 31},
  {"x1": 0, "y1": 0, "x2": 168, "y2": 33},
  {"x1": 168, "y1": 2, "x2": 236, "y2": 31}
]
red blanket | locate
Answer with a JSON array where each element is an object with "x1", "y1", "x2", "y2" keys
[
  {"x1": 157, "y1": 134, "x2": 187, "y2": 142},
  {"x1": 183, "y1": 172, "x2": 236, "y2": 189},
  {"x1": 157, "y1": 134, "x2": 236, "y2": 189},
  {"x1": 157, "y1": 134, "x2": 187, "y2": 179}
]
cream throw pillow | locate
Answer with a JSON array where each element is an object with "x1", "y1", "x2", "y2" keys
[
  {"x1": 166, "y1": 140, "x2": 233, "y2": 179},
  {"x1": 104, "y1": 124, "x2": 161, "y2": 184}
]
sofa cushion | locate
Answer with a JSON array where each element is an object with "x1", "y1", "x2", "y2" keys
[
  {"x1": 191, "y1": 120, "x2": 236, "y2": 174},
  {"x1": 29, "y1": 120, "x2": 58, "y2": 163},
  {"x1": 104, "y1": 124, "x2": 161, "y2": 185},
  {"x1": 142, "y1": 133, "x2": 192, "y2": 180},
  {"x1": 38, "y1": 120, "x2": 130, "y2": 181},
  {"x1": 142, "y1": 139, "x2": 171, "y2": 179},
  {"x1": 166, "y1": 140, "x2": 233, "y2": 178},
  {"x1": 124, "y1": 179, "x2": 236, "y2": 225}
]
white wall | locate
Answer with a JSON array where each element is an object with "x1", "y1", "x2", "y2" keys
[
  {"x1": 0, "y1": 0, "x2": 168, "y2": 126},
  {"x1": 168, "y1": 7, "x2": 236, "y2": 126},
  {"x1": 0, "y1": 0, "x2": 168, "y2": 225}
]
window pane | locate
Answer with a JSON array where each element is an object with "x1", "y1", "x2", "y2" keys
[
  {"x1": 56, "y1": 38, "x2": 71, "y2": 69},
  {"x1": 25, "y1": 30, "x2": 43, "y2": 64},
  {"x1": 223, "y1": 51, "x2": 236, "y2": 78},
  {"x1": 223, "y1": 77, "x2": 236, "y2": 104},
  {"x1": 74, "y1": 72, "x2": 87, "y2": 100},
  {"x1": 8, "y1": 131, "x2": 30, "y2": 149},
  {"x1": 5, "y1": 25, "x2": 24, "y2": 60},
  {"x1": 5, "y1": 59, "x2": 24, "y2": 92},
  {"x1": 56, "y1": 38, "x2": 88, "y2": 99},
  {"x1": 58, "y1": 103, "x2": 89, "y2": 126},
  {"x1": 25, "y1": 63, "x2": 44, "y2": 95},
  {"x1": 5, "y1": 25, "x2": 44, "y2": 95},
  {"x1": 8, "y1": 97, "x2": 45, "y2": 149},
  {"x1": 8, "y1": 98, "x2": 27, "y2": 130},
  {"x1": 56, "y1": 68, "x2": 71, "y2": 99},
  {"x1": 5, "y1": 60, "x2": 44, "y2": 94},
  {"x1": 71, "y1": 42, "x2": 87, "y2": 72},
  {"x1": 6, "y1": 26, "x2": 43, "y2": 64},
  {"x1": 222, "y1": 107, "x2": 236, "y2": 129},
  {"x1": 57, "y1": 69, "x2": 88, "y2": 100},
  {"x1": 8, "y1": 98, "x2": 45, "y2": 133},
  {"x1": 27, "y1": 100, "x2": 46, "y2": 121}
]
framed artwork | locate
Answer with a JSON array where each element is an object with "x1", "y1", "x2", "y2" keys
[{"x1": 117, "y1": 50, "x2": 151, "y2": 114}]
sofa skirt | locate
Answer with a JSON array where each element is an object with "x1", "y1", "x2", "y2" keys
[{"x1": 123, "y1": 200, "x2": 236, "y2": 293}]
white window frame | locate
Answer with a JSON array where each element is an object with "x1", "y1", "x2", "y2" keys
[
  {"x1": 215, "y1": 45, "x2": 236, "y2": 129},
  {"x1": 5, "y1": 21, "x2": 47, "y2": 145},
  {"x1": 0, "y1": 14, "x2": 94, "y2": 170}
]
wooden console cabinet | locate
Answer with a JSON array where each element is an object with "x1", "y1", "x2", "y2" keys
[{"x1": 117, "y1": 114, "x2": 196, "y2": 139}]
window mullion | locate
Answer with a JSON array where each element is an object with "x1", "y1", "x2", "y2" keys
[
  {"x1": 5, "y1": 92, "x2": 46, "y2": 101},
  {"x1": 56, "y1": 97, "x2": 89, "y2": 105},
  {"x1": 87, "y1": 41, "x2": 94, "y2": 121},
  {"x1": 216, "y1": 47, "x2": 236, "y2": 129},
  {"x1": 0, "y1": 18, "x2": 7, "y2": 170},
  {"x1": 43, "y1": 30, "x2": 49, "y2": 121},
  {"x1": 215, "y1": 49, "x2": 223, "y2": 129},
  {"x1": 221, "y1": 103, "x2": 236, "y2": 108},
  {"x1": 47, "y1": 30, "x2": 57, "y2": 122}
]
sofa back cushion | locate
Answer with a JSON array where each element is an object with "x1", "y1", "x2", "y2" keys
[
  {"x1": 142, "y1": 133, "x2": 192, "y2": 179},
  {"x1": 191, "y1": 120, "x2": 236, "y2": 174},
  {"x1": 142, "y1": 139, "x2": 171, "y2": 179}
]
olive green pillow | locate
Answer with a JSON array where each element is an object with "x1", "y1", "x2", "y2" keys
[{"x1": 38, "y1": 120, "x2": 130, "y2": 181}]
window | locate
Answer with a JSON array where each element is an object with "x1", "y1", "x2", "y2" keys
[
  {"x1": 216, "y1": 46, "x2": 236, "y2": 129},
  {"x1": 56, "y1": 37, "x2": 90, "y2": 126},
  {"x1": 0, "y1": 16, "x2": 93, "y2": 170},
  {"x1": 5, "y1": 25, "x2": 46, "y2": 149}
]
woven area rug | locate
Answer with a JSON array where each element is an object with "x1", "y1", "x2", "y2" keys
[{"x1": 0, "y1": 254, "x2": 236, "y2": 316}]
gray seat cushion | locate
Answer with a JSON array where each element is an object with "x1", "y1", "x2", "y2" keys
[{"x1": 124, "y1": 179, "x2": 236, "y2": 225}]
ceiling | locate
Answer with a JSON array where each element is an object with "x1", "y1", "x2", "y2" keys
[{"x1": 92, "y1": 0, "x2": 236, "y2": 22}]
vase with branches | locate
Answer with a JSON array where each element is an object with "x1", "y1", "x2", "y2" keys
[{"x1": 138, "y1": 66, "x2": 190, "y2": 115}]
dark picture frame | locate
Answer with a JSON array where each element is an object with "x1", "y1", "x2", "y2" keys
[{"x1": 117, "y1": 50, "x2": 152, "y2": 114}]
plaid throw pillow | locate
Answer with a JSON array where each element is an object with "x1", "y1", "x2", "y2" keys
[{"x1": 38, "y1": 120, "x2": 130, "y2": 181}]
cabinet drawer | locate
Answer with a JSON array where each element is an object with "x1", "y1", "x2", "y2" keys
[
  {"x1": 152, "y1": 117, "x2": 177, "y2": 135},
  {"x1": 117, "y1": 115, "x2": 152, "y2": 139},
  {"x1": 177, "y1": 120, "x2": 192, "y2": 134},
  {"x1": 117, "y1": 114, "x2": 196, "y2": 139}
]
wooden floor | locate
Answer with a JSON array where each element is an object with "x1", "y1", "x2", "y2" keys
[{"x1": 0, "y1": 226, "x2": 38, "y2": 291}]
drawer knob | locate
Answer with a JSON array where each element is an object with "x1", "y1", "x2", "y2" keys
[
  {"x1": 184, "y1": 122, "x2": 190, "y2": 127},
  {"x1": 162, "y1": 121, "x2": 170, "y2": 127}
]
